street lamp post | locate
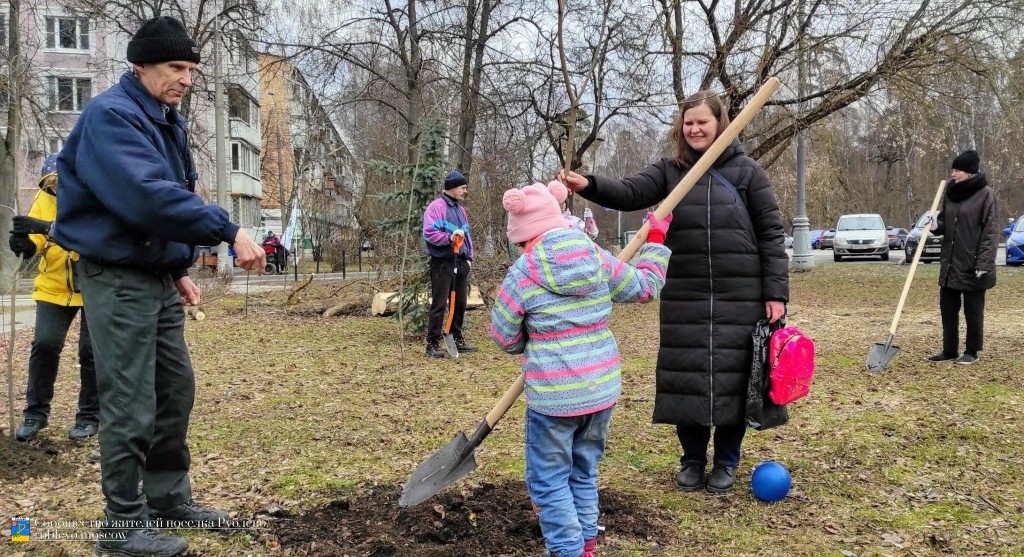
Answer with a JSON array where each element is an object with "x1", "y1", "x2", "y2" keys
[
  {"x1": 213, "y1": 19, "x2": 231, "y2": 274},
  {"x1": 790, "y1": 0, "x2": 814, "y2": 271}
]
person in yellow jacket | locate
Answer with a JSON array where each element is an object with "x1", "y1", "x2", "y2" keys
[{"x1": 9, "y1": 154, "x2": 98, "y2": 442}]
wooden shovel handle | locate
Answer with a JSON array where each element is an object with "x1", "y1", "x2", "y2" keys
[
  {"x1": 485, "y1": 375, "x2": 525, "y2": 428},
  {"x1": 618, "y1": 77, "x2": 782, "y2": 262},
  {"x1": 889, "y1": 180, "x2": 946, "y2": 335},
  {"x1": 484, "y1": 78, "x2": 783, "y2": 428}
]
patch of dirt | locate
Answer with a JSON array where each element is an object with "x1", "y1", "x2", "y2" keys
[{"x1": 272, "y1": 482, "x2": 674, "y2": 556}]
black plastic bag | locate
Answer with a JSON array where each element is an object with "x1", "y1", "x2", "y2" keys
[{"x1": 746, "y1": 319, "x2": 789, "y2": 430}]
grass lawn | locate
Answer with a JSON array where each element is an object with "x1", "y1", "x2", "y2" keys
[{"x1": 2, "y1": 264, "x2": 1022, "y2": 556}]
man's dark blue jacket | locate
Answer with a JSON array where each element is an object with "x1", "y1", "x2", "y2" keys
[{"x1": 54, "y1": 71, "x2": 239, "y2": 274}]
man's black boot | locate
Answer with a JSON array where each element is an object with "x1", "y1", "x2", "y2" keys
[
  {"x1": 454, "y1": 337, "x2": 478, "y2": 353},
  {"x1": 425, "y1": 340, "x2": 445, "y2": 358},
  {"x1": 69, "y1": 422, "x2": 99, "y2": 440},
  {"x1": 95, "y1": 529, "x2": 188, "y2": 556},
  {"x1": 15, "y1": 418, "x2": 47, "y2": 442},
  {"x1": 150, "y1": 500, "x2": 229, "y2": 527}
]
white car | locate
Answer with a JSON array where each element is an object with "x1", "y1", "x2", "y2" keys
[{"x1": 832, "y1": 213, "x2": 889, "y2": 262}]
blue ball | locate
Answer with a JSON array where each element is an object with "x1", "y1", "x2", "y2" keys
[{"x1": 751, "y1": 461, "x2": 791, "y2": 502}]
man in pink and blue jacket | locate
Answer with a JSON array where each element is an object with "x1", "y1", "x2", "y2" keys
[{"x1": 422, "y1": 170, "x2": 476, "y2": 358}]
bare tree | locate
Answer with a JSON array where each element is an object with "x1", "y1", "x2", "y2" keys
[{"x1": 1, "y1": 0, "x2": 25, "y2": 283}]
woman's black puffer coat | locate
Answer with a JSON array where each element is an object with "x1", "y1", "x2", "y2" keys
[
  {"x1": 579, "y1": 141, "x2": 789, "y2": 426},
  {"x1": 934, "y1": 173, "x2": 999, "y2": 291}
]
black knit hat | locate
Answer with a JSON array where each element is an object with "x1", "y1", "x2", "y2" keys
[
  {"x1": 951, "y1": 149, "x2": 980, "y2": 174},
  {"x1": 444, "y1": 170, "x2": 469, "y2": 190},
  {"x1": 127, "y1": 16, "x2": 200, "y2": 65}
]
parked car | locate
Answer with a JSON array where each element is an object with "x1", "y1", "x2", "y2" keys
[
  {"x1": 808, "y1": 229, "x2": 823, "y2": 249},
  {"x1": 833, "y1": 214, "x2": 888, "y2": 262},
  {"x1": 816, "y1": 229, "x2": 836, "y2": 250},
  {"x1": 1006, "y1": 216, "x2": 1024, "y2": 266},
  {"x1": 904, "y1": 212, "x2": 942, "y2": 263},
  {"x1": 886, "y1": 226, "x2": 908, "y2": 249}
]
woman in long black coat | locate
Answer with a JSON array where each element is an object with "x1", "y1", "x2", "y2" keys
[
  {"x1": 927, "y1": 149, "x2": 999, "y2": 365},
  {"x1": 560, "y1": 91, "x2": 789, "y2": 494}
]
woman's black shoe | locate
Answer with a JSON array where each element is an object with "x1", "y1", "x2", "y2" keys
[
  {"x1": 926, "y1": 352, "x2": 959, "y2": 362},
  {"x1": 705, "y1": 465, "x2": 737, "y2": 494},
  {"x1": 674, "y1": 462, "x2": 705, "y2": 492}
]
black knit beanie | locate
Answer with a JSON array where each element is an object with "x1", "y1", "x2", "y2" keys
[
  {"x1": 951, "y1": 149, "x2": 980, "y2": 174},
  {"x1": 444, "y1": 170, "x2": 469, "y2": 190},
  {"x1": 127, "y1": 16, "x2": 201, "y2": 65}
]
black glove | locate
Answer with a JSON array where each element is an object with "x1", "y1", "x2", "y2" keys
[
  {"x1": 9, "y1": 234, "x2": 36, "y2": 258},
  {"x1": 12, "y1": 216, "x2": 52, "y2": 236}
]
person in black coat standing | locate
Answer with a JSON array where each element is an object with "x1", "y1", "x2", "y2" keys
[
  {"x1": 926, "y1": 149, "x2": 999, "y2": 365},
  {"x1": 559, "y1": 91, "x2": 789, "y2": 494}
]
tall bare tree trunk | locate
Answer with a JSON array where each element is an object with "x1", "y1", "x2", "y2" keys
[
  {"x1": 454, "y1": 0, "x2": 492, "y2": 174},
  {"x1": 404, "y1": 0, "x2": 424, "y2": 165},
  {"x1": 1, "y1": 0, "x2": 23, "y2": 288}
]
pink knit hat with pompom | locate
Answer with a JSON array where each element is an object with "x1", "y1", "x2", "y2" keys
[{"x1": 503, "y1": 181, "x2": 568, "y2": 243}]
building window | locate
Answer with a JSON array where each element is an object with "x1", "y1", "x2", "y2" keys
[
  {"x1": 232, "y1": 196, "x2": 262, "y2": 228},
  {"x1": 46, "y1": 17, "x2": 90, "y2": 50},
  {"x1": 228, "y1": 87, "x2": 258, "y2": 128},
  {"x1": 47, "y1": 137, "x2": 65, "y2": 155},
  {"x1": 230, "y1": 141, "x2": 260, "y2": 177},
  {"x1": 48, "y1": 76, "x2": 92, "y2": 112}
]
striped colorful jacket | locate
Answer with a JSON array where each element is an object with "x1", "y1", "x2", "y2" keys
[
  {"x1": 490, "y1": 228, "x2": 670, "y2": 417},
  {"x1": 422, "y1": 194, "x2": 473, "y2": 260}
]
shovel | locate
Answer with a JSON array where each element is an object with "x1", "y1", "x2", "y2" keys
[
  {"x1": 400, "y1": 375, "x2": 523, "y2": 507},
  {"x1": 866, "y1": 180, "x2": 946, "y2": 372},
  {"x1": 398, "y1": 76, "x2": 783, "y2": 507},
  {"x1": 441, "y1": 234, "x2": 465, "y2": 358}
]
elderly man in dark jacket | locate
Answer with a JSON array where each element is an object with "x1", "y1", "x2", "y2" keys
[
  {"x1": 926, "y1": 149, "x2": 999, "y2": 365},
  {"x1": 561, "y1": 91, "x2": 789, "y2": 495},
  {"x1": 53, "y1": 15, "x2": 265, "y2": 557}
]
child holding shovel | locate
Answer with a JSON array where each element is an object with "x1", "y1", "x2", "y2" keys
[{"x1": 490, "y1": 181, "x2": 671, "y2": 557}]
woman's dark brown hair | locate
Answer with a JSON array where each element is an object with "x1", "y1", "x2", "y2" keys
[{"x1": 670, "y1": 91, "x2": 731, "y2": 167}]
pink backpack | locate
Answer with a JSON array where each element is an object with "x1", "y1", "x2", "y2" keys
[{"x1": 768, "y1": 326, "x2": 815, "y2": 405}]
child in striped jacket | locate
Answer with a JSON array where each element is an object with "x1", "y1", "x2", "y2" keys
[{"x1": 490, "y1": 181, "x2": 671, "y2": 557}]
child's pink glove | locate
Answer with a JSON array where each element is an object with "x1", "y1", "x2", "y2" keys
[{"x1": 646, "y1": 212, "x2": 673, "y2": 245}]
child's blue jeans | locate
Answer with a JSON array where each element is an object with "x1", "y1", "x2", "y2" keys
[{"x1": 525, "y1": 405, "x2": 613, "y2": 557}]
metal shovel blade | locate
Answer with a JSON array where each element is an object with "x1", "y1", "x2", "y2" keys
[
  {"x1": 399, "y1": 431, "x2": 478, "y2": 507},
  {"x1": 442, "y1": 333, "x2": 459, "y2": 359},
  {"x1": 866, "y1": 336, "x2": 900, "y2": 372}
]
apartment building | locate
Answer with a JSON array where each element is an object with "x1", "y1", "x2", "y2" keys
[{"x1": 257, "y1": 53, "x2": 360, "y2": 249}]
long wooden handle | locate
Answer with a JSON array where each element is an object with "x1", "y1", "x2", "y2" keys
[
  {"x1": 619, "y1": 77, "x2": 782, "y2": 262},
  {"x1": 485, "y1": 78, "x2": 783, "y2": 427},
  {"x1": 888, "y1": 181, "x2": 946, "y2": 335},
  {"x1": 484, "y1": 375, "x2": 525, "y2": 428}
]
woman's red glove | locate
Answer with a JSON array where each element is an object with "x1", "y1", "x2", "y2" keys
[{"x1": 646, "y1": 212, "x2": 673, "y2": 245}]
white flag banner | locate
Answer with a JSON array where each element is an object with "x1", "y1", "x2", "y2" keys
[{"x1": 282, "y1": 198, "x2": 299, "y2": 253}]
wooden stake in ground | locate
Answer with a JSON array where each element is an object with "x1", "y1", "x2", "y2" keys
[{"x1": 6, "y1": 255, "x2": 22, "y2": 439}]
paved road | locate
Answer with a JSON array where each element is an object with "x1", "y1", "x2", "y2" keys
[{"x1": 789, "y1": 245, "x2": 1008, "y2": 266}]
